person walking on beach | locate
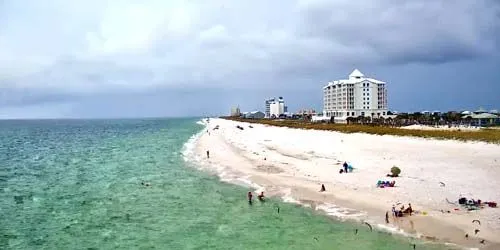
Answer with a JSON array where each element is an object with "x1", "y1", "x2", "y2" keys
[
  {"x1": 343, "y1": 162, "x2": 348, "y2": 173},
  {"x1": 206, "y1": 150, "x2": 210, "y2": 159}
]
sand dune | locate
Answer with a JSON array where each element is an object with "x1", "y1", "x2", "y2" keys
[{"x1": 194, "y1": 118, "x2": 500, "y2": 249}]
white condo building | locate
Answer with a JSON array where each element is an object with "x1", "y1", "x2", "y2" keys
[
  {"x1": 265, "y1": 97, "x2": 287, "y2": 118},
  {"x1": 323, "y1": 69, "x2": 388, "y2": 120}
]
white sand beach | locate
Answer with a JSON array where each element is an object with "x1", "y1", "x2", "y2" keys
[
  {"x1": 401, "y1": 124, "x2": 482, "y2": 131},
  {"x1": 193, "y1": 118, "x2": 500, "y2": 249}
]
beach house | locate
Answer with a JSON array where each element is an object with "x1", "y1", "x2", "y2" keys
[{"x1": 323, "y1": 69, "x2": 388, "y2": 123}]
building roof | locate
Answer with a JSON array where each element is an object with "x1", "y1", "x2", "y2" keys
[
  {"x1": 323, "y1": 69, "x2": 385, "y2": 88},
  {"x1": 463, "y1": 113, "x2": 499, "y2": 119},
  {"x1": 365, "y1": 78, "x2": 385, "y2": 84},
  {"x1": 476, "y1": 113, "x2": 498, "y2": 119},
  {"x1": 475, "y1": 107, "x2": 487, "y2": 113},
  {"x1": 349, "y1": 69, "x2": 364, "y2": 78}
]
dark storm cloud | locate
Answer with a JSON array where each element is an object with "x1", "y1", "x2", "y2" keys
[{"x1": 0, "y1": 0, "x2": 499, "y2": 118}]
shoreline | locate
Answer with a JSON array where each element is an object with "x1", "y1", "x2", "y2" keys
[{"x1": 188, "y1": 118, "x2": 500, "y2": 250}]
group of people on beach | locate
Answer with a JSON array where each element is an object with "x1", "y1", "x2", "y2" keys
[
  {"x1": 248, "y1": 191, "x2": 265, "y2": 204},
  {"x1": 391, "y1": 203, "x2": 413, "y2": 218}
]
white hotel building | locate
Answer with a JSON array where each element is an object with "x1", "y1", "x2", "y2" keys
[
  {"x1": 323, "y1": 69, "x2": 388, "y2": 121},
  {"x1": 265, "y1": 97, "x2": 287, "y2": 118}
]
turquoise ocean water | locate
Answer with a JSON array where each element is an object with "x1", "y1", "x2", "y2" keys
[{"x1": 0, "y1": 118, "x2": 447, "y2": 249}]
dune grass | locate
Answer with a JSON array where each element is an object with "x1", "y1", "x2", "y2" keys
[{"x1": 221, "y1": 117, "x2": 500, "y2": 144}]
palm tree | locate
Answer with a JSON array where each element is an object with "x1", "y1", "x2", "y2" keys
[
  {"x1": 463, "y1": 115, "x2": 473, "y2": 126},
  {"x1": 346, "y1": 117, "x2": 357, "y2": 124}
]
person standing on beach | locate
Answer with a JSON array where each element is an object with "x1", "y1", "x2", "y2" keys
[
  {"x1": 247, "y1": 191, "x2": 253, "y2": 204},
  {"x1": 385, "y1": 211, "x2": 389, "y2": 223},
  {"x1": 343, "y1": 162, "x2": 348, "y2": 173},
  {"x1": 206, "y1": 150, "x2": 210, "y2": 159}
]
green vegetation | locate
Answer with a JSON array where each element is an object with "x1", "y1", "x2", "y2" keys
[
  {"x1": 221, "y1": 117, "x2": 500, "y2": 144},
  {"x1": 390, "y1": 166, "x2": 401, "y2": 177}
]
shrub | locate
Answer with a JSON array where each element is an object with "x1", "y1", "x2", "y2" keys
[{"x1": 390, "y1": 166, "x2": 401, "y2": 177}]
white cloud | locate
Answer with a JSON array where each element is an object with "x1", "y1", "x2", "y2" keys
[{"x1": 0, "y1": 0, "x2": 499, "y2": 98}]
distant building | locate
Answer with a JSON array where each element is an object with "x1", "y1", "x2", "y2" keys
[
  {"x1": 230, "y1": 106, "x2": 241, "y2": 117},
  {"x1": 323, "y1": 69, "x2": 388, "y2": 122},
  {"x1": 244, "y1": 111, "x2": 265, "y2": 119},
  {"x1": 265, "y1": 97, "x2": 286, "y2": 118},
  {"x1": 264, "y1": 98, "x2": 274, "y2": 118},
  {"x1": 297, "y1": 108, "x2": 317, "y2": 115},
  {"x1": 462, "y1": 113, "x2": 500, "y2": 126}
]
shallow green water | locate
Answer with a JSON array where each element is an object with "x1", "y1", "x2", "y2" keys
[{"x1": 0, "y1": 118, "x2": 446, "y2": 249}]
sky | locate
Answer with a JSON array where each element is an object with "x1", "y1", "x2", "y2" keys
[{"x1": 1, "y1": 0, "x2": 499, "y2": 119}]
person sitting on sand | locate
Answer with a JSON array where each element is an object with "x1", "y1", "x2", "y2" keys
[
  {"x1": 403, "y1": 203, "x2": 413, "y2": 216},
  {"x1": 258, "y1": 192, "x2": 265, "y2": 202}
]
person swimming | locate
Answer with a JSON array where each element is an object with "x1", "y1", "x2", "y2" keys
[{"x1": 258, "y1": 191, "x2": 265, "y2": 202}]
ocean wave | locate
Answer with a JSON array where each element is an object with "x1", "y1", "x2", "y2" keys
[
  {"x1": 374, "y1": 222, "x2": 414, "y2": 238},
  {"x1": 279, "y1": 190, "x2": 438, "y2": 243},
  {"x1": 181, "y1": 119, "x2": 207, "y2": 163},
  {"x1": 281, "y1": 188, "x2": 301, "y2": 204},
  {"x1": 315, "y1": 203, "x2": 367, "y2": 220},
  {"x1": 182, "y1": 119, "x2": 263, "y2": 191}
]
